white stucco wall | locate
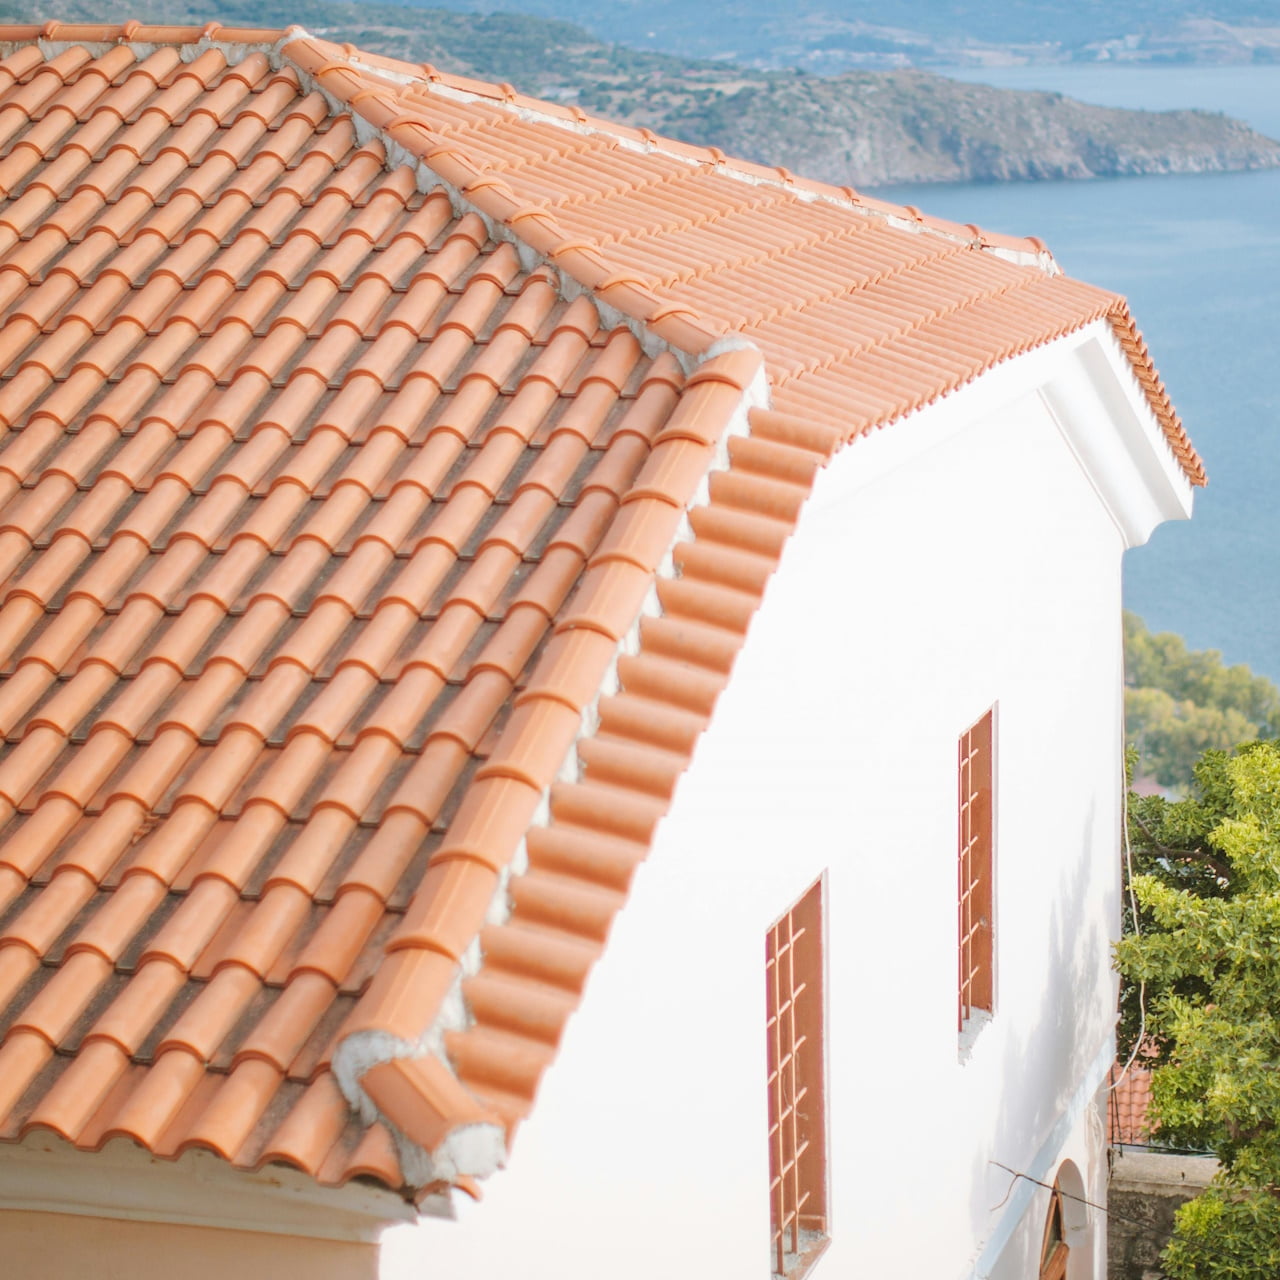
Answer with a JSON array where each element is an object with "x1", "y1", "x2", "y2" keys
[{"x1": 383, "y1": 326, "x2": 1192, "y2": 1280}]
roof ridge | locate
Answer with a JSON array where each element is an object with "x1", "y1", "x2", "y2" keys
[
  {"x1": 275, "y1": 28, "x2": 1059, "y2": 288},
  {"x1": 0, "y1": 22, "x2": 1057, "y2": 276},
  {"x1": 0, "y1": 21, "x2": 285, "y2": 46},
  {"x1": 279, "y1": 30, "x2": 727, "y2": 363}
]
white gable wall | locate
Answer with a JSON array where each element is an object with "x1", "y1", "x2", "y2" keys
[{"x1": 384, "y1": 326, "x2": 1192, "y2": 1280}]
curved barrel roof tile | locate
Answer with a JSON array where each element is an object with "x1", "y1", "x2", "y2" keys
[{"x1": 0, "y1": 21, "x2": 1202, "y2": 1212}]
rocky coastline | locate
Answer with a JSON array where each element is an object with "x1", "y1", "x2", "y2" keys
[
  {"x1": 652, "y1": 71, "x2": 1280, "y2": 188},
  {"x1": 24, "y1": 0, "x2": 1280, "y2": 187}
]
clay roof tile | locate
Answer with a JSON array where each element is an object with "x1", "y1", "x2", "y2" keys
[{"x1": 0, "y1": 20, "x2": 1202, "y2": 1214}]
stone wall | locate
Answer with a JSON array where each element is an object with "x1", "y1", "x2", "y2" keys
[{"x1": 1108, "y1": 1150, "x2": 1217, "y2": 1280}]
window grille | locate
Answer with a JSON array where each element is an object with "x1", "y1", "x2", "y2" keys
[
  {"x1": 958, "y1": 709, "x2": 995, "y2": 1031},
  {"x1": 766, "y1": 876, "x2": 829, "y2": 1279}
]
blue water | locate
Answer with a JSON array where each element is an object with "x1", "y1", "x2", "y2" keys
[{"x1": 878, "y1": 65, "x2": 1280, "y2": 680}]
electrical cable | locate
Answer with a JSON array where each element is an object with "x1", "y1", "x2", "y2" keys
[
  {"x1": 990, "y1": 1160, "x2": 1125, "y2": 1221},
  {"x1": 983, "y1": 1162, "x2": 1244, "y2": 1269},
  {"x1": 1109, "y1": 734, "x2": 1147, "y2": 1097},
  {"x1": 983, "y1": 1162, "x2": 1223, "y2": 1249},
  {"x1": 988, "y1": 1162, "x2": 1259, "y2": 1269}
]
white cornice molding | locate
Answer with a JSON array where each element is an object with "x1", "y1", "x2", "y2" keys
[
  {"x1": 805, "y1": 320, "x2": 1194, "y2": 549},
  {"x1": 0, "y1": 1133, "x2": 414, "y2": 1242},
  {"x1": 1038, "y1": 322, "x2": 1195, "y2": 548}
]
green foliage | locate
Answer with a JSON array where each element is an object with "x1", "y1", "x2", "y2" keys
[
  {"x1": 1124, "y1": 612, "x2": 1280, "y2": 789},
  {"x1": 1164, "y1": 1187, "x2": 1280, "y2": 1279},
  {"x1": 1117, "y1": 742, "x2": 1280, "y2": 1276},
  {"x1": 1125, "y1": 613, "x2": 1280, "y2": 729}
]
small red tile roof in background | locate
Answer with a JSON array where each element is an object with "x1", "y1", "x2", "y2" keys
[
  {"x1": 1109, "y1": 1061, "x2": 1154, "y2": 1146},
  {"x1": 0, "y1": 23, "x2": 1203, "y2": 1206}
]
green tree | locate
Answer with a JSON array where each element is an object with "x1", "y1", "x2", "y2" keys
[
  {"x1": 1124, "y1": 613, "x2": 1280, "y2": 789},
  {"x1": 1116, "y1": 741, "x2": 1280, "y2": 1277}
]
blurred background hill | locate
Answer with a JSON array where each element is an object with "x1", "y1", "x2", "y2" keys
[{"x1": 21, "y1": 0, "x2": 1280, "y2": 186}]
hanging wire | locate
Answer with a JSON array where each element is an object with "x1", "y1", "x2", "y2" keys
[
  {"x1": 990, "y1": 1160, "x2": 1232, "y2": 1268},
  {"x1": 1109, "y1": 736, "x2": 1147, "y2": 1097}
]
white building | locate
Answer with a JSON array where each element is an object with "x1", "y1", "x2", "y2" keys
[
  {"x1": 394, "y1": 325, "x2": 1196, "y2": 1280},
  {"x1": 0, "y1": 23, "x2": 1200, "y2": 1280}
]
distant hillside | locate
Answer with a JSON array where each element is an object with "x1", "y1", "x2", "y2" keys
[
  {"x1": 1124, "y1": 612, "x2": 1280, "y2": 791},
  {"x1": 631, "y1": 70, "x2": 1280, "y2": 187},
  {"x1": 381, "y1": 0, "x2": 1280, "y2": 70},
  {"x1": 17, "y1": 2, "x2": 1280, "y2": 185}
]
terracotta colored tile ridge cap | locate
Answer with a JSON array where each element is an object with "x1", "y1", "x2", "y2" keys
[
  {"x1": 329, "y1": 342, "x2": 770, "y2": 1197},
  {"x1": 276, "y1": 29, "x2": 1058, "y2": 280},
  {"x1": 1107, "y1": 300, "x2": 1205, "y2": 487},
  {"x1": 0, "y1": 21, "x2": 288, "y2": 51}
]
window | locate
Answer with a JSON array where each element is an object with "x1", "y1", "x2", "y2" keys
[
  {"x1": 957, "y1": 708, "x2": 994, "y2": 1033},
  {"x1": 766, "y1": 876, "x2": 829, "y2": 1279},
  {"x1": 1040, "y1": 1180, "x2": 1070, "y2": 1280}
]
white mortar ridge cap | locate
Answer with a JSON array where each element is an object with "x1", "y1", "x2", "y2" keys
[
  {"x1": 275, "y1": 27, "x2": 1059, "y2": 278},
  {"x1": 27, "y1": 34, "x2": 281, "y2": 66}
]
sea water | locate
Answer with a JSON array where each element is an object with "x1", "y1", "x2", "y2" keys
[{"x1": 877, "y1": 65, "x2": 1280, "y2": 681}]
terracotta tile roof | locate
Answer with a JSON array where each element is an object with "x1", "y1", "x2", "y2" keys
[
  {"x1": 1109, "y1": 1061, "x2": 1154, "y2": 1146},
  {"x1": 0, "y1": 23, "x2": 1203, "y2": 1208},
  {"x1": 277, "y1": 30, "x2": 1202, "y2": 483}
]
